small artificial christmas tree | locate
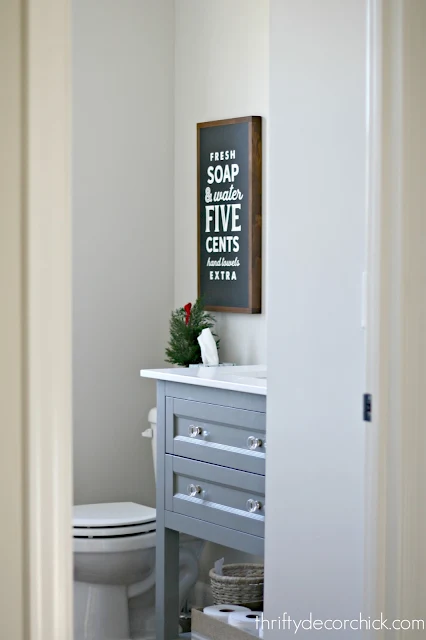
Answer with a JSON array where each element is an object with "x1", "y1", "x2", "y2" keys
[{"x1": 165, "y1": 298, "x2": 219, "y2": 367}]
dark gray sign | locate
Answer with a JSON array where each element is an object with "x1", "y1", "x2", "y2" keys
[{"x1": 197, "y1": 116, "x2": 262, "y2": 313}]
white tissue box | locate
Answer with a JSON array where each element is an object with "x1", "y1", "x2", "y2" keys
[{"x1": 192, "y1": 608, "x2": 259, "y2": 640}]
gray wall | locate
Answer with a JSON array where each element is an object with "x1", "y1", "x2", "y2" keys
[
  {"x1": 72, "y1": 0, "x2": 175, "y2": 507},
  {"x1": 265, "y1": 0, "x2": 367, "y2": 635}
]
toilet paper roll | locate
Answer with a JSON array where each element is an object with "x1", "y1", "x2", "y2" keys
[
  {"x1": 228, "y1": 611, "x2": 263, "y2": 636},
  {"x1": 203, "y1": 604, "x2": 251, "y2": 622}
]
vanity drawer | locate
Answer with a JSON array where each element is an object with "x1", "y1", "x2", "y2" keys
[
  {"x1": 165, "y1": 398, "x2": 266, "y2": 475},
  {"x1": 165, "y1": 455, "x2": 265, "y2": 538}
]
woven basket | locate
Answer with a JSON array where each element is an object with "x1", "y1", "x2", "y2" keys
[{"x1": 209, "y1": 563, "x2": 264, "y2": 610}]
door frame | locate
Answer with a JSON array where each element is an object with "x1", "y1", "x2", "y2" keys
[
  {"x1": 26, "y1": 1, "x2": 73, "y2": 638},
  {"x1": 0, "y1": 0, "x2": 73, "y2": 638},
  {"x1": 364, "y1": 0, "x2": 426, "y2": 633}
]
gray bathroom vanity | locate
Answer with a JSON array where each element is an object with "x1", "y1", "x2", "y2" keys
[{"x1": 139, "y1": 365, "x2": 266, "y2": 640}]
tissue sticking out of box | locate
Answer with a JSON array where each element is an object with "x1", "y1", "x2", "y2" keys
[
  {"x1": 198, "y1": 328, "x2": 219, "y2": 366},
  {"x1": 214, "y1": 557, "x2": 224, "y2": 576}
]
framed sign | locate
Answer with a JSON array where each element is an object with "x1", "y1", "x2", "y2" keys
[{"x1": 197, "y1": 116, "x2": 262, "y2": 313}]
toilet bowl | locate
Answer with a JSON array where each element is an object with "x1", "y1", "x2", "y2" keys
[
  {"x1": 73, "y1": 501, "x2": 202, "y2": 640},
  {"x1": 73, "y1": 409, "x2": 204, "y2": 640}
]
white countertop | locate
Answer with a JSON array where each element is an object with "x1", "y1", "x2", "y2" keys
[{"x1": 139, "y1": 365, "x2": 267, "y2": 395}]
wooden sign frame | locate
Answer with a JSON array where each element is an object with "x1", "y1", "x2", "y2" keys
[{"x1": 197, "y1": 116, "x2": 262, "y2": 313}]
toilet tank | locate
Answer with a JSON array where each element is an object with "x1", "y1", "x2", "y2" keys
[{"x1": 142, "y1": 407, "x2": 157, "y2": 480}]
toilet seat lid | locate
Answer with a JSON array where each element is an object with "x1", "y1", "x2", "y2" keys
[{"x1": 73, "y1": 502, "x2": 156, "y2": 528}]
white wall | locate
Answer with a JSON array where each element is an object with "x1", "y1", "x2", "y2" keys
[
  {"x1": 174, "y1": 0, "x2": 269, "y2": 365},
  {"x1": 72, "y1": 0, "x2": 175, "y2": 506},
  {"x1": 72, "y1": 0, "x2": 268, "y2": 509},
  {"x1": 265, "y1": 0, "x2": 367, "y2": 635}
]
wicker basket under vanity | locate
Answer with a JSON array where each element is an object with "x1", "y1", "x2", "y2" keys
[{"x1": 209, "y1": 563, "x2": 264, "y2": 610}]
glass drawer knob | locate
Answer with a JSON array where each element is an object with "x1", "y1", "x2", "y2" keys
[
  {"x1": 247, "y1": 499, "x2": 262, "y2": 513},
  {"x1": 247, "y1": 436, "x2": 263, "y2": 450},
  {"x1": 187, "y1": 484, "x2": 202, "y2": 497},
  {"x1": 189, "y1": 425, "x2": 203, "y2": 437}
]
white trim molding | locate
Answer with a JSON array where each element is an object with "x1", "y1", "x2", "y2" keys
[
  {"x1": 0, "y1": 2, "x2": 26, "y2": 637},
  {"x1": 25, "y1": 0, "x2": 73, "y2": 638},
  {"x1": 365, "y1": 0, "x2": 426, "y2": 636},
  {"x1": 0, "y1": 1, "x2": 72, "y2": 637}
]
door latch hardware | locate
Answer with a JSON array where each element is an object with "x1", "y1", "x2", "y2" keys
[{"x1": 363, "y1": 394, "x2": 372, "y2": 422}]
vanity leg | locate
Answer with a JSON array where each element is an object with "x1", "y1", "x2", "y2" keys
[
  {"x1": 156, "y1": 523, "x2": 180, "y2": 640},
  {"x1": 156, "y1": 381, "x2": 180, "y2": 639}
]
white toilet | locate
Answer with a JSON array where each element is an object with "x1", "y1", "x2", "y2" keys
[{"x1": 73, "y1": 409, "x2": 204, "y2": 640}]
